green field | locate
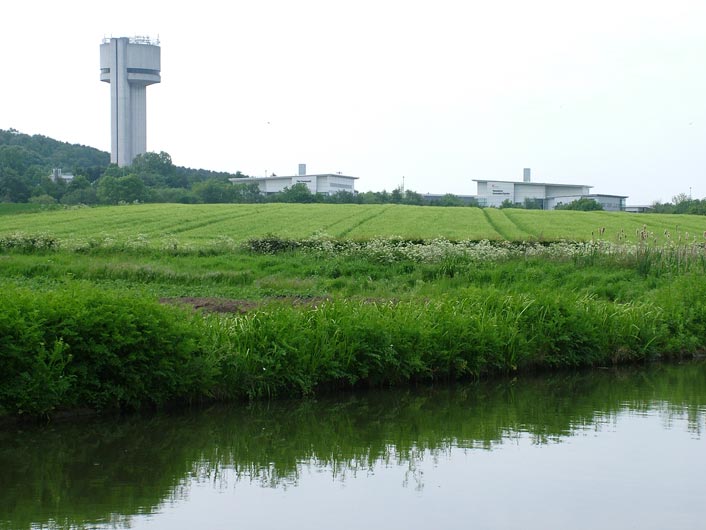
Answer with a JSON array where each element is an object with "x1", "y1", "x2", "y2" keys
[
  {"x1": 3, "y1": 203, "x2": 706, "y2": 419},
  {"x1": 1, "y1": 203, "x2": 706, "y2": 246}
]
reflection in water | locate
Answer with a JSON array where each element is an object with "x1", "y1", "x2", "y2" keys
[{"x1": 1, "y1": 362, "x2": 705, "y2": 529}]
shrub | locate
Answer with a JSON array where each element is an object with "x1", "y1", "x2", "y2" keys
[{"x1": 0, "y1": 286, "x2": 216, "y2": 415}]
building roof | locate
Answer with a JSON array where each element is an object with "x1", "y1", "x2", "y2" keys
[
  {"x1": 233, "y1": 174, "x2": 358, "y2": 182},
  {"x1": 581, "y1": 193, "x2": 629, "y2": 199},
  {"x1": 473, "y1": 179, "x2": 592, "y2": 189}
]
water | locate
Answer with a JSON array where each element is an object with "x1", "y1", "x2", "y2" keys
[{"x1": 2, "y1": 362, "x2": 705, "y2": 530}]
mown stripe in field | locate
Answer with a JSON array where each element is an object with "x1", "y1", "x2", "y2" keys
[
  {"x1": 166, "y1": 207, "x2": 280, "y2": 236},
  {"x1": 0, "y1": 209, "x2": 108, "y2": 234},
  {"x1": 495, "y1": 210, "x2": 533, "y2": 240},
  {"x1": 481, "y1": 209, "x2": 511, "y2": 240},
  {"x1": 502, "y1": 209, "x2": 545, "y2": 240},
  {"x1": 341, "y1": 206, "x2": 491, "y2": 240},
  {"x1": 178, "y1": 204, "x2": 358, "y2": 242},
  {"x1": 316, "y1": 205, "x2": 380, "y2": 235},
  {"x1": 499, "y1": 209, "x2": 706, "y2": 243},
  {"x1": 336, "y1": 205, "x2": 394, "y2": 238}
]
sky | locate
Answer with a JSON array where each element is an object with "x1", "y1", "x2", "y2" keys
[{"x1": 1, "y1": 0, "x2": 705, "y2": 205}]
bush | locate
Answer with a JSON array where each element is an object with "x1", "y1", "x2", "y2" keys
[
  {"x1": 555, "y1": 198, "x2": 604, "y2": 211},
  {"x1": 243, "y1": 234, "x2": 300, "y2": 254},
  {"x1": 0, "y1": 286, "x2": 215, "y2": 416},
  {"x1": 0, "y1": 232, "x2": 58, "y2": 251}
]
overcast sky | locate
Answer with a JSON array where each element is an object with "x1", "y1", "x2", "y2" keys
[{"x1": 2, "y1": 0, "x2": 705, "y2": 204}]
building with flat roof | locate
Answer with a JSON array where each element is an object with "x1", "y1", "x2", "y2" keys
[
  {"x1": 624, "y1": 205, "x2": 654, "y2": 213},
  {"x1": 230, "y1": 164, "x2": 357, "y2": 196},
  {"x1": 474, "y1": 169, "x2": 627, "y2": 211}
]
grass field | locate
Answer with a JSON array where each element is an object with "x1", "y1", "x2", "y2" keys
[
  {"x1": 1, "y1": 203, "x2": 706, "y2": 246},
  {"x1": 3, "y1": 202, "x2": 706, "y2": 418}
]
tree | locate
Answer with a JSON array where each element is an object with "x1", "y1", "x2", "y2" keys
[
  {"x1": 276, "y1": 183, "x2": 316, "y2": 203},
  {"x1": 430, "y1": 193, "x2": 465, "y2": 207},
  {"x1": 671, "y1": 193, "x2": 693, "y2": 214},
  {"x1": 130, "y1": 151, "x2": 181, "y2": 187},
  {"x1": 390, "y1": 187, "x2": 403, "y2": 204},
  {"x1": 0, "y1": 169, "x2": 31, "y2": 202},
  {"x1": 358, "y1": 191, "x2": 383, "y2": 204},
  {"x1": 403, "y1": 190, "x2": 424, "y2": 205},
  {"x1": 0, "y1": 145, "x2": 42, "y2": 174},
  {"x1": 36, "y1": 175, "x2": 64, "y2": 200},
  {"x1": 28, "y1": 194, "x2": 57, "y2": 205},
  {"x1": 499, "y1": 199, "x2": 520, "y2": 209},
  {"x1": 231, "y1": 183, "x2": 262, "y2": 203},
  {"x1": 66, "y1": 175, "x2": 91, "y2": 193},
  {"x1": 150, "y1": 187, "x2": 198, "y2": 204},
  {"x1": 60, "y1": 175, "x2": 97, "y2": 205},
  {"x1": 192, "y1": 179, "x2": 237, "y2": 203},
  {"x1": 96, "y1": 174, "x2": 149, "y2": 204},
  {"x1": 61, "y1": 187, "x2": 98, "y2": 205},
  {"x1": 325, "y1": 190, "x2": 358, "y2": 204},
  {"x1": 554, "y1": 198, "x2": 603, "y2": 211},
  {"x1": 523, "y1": 197, "x2": 543, "y2": 210}
]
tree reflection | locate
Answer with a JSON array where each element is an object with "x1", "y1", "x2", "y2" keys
[{"x1": 1, "y1": 361, "x2": 704, "y2": 529}]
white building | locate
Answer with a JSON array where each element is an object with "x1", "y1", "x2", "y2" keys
[
  {"x1": 49, "y1": 168, "x2": 74, "y2": 183},
  {"x1": 474, "y1": 169, "x2": 627, "y2": 211},
  {"x1": 230, "y1": 164, "x2": 357, "y2": 196}
]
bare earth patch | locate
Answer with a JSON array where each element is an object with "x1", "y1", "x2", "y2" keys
[{"x1": 159, "y1": 296, "x2": 330, "y2": 314}]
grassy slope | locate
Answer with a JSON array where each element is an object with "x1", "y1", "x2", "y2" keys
[{"x1": 1, "y1": 203, "x2": 706, "y2": 245}]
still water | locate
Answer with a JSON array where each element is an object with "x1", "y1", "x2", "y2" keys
[{"x1": 2, "y1": 362, "x2": 705, "y2": 530}]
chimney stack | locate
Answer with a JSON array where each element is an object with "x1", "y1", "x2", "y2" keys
[
  {"x1": 523, "y1": 168, "x2": 531, "y2": 182},
  {"x1": 298, "y1": 164, "x2": 306, "y2": 176}
]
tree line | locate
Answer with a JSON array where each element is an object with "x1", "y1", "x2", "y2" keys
[
  {"x1": 0, "y1": 129, "x2": 482, "y2": 207},
  {"x1": 1, "y1": 129, "x2": 703, "y2": 213},
  {"x1": 650, "y1": 193, "x2": 706, "y2": 215},
  {"x1": 0, "y1": 129, "x2": 251, "y2": 205}
]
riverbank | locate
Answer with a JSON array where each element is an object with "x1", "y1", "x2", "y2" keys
[{"x1": 2, "y1": 236, "x2": 706, "y2": 419}]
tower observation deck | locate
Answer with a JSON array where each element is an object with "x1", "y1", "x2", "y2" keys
[{"x1": 100, "y1": 36, "x2": 161, "y2": 166}]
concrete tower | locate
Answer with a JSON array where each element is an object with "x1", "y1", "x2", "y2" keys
[{"x1": 100, "y1": 36, "x2": 161, "y2": 166}]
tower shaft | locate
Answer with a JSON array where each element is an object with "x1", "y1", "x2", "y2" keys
[{"x1": 100, "y1": 37, "x2": 160, "y2": 167}]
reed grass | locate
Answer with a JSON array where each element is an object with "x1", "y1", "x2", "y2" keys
[
  {"x1": 2, "y1": 231, "x2": 706, "y2": 419},
  {"x1": 1, "y1": 274, "x2": 703, "y2": 419}
]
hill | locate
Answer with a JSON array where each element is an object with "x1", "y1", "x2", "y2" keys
[
  {"x1": 0, "y1": 129, "x2": 256, "y2": 204},
  {"x1": 0, "y1": 129, "x2": 109, "y2": 175}
]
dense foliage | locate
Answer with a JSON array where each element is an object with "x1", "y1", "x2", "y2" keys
[
  {"x1": 651, "y1": 193, "x2": 706, "y2": 215},
  {"x1": 554, "y1": 197, "x2": 604, "y2": 211},
  {"x1": 0, "y1": 287, "x2": 213, "y2": 416},
  {"x1": 2, "y1": 228, "x2": 706, "y2": 418},
  {"x1": 0, "y1": 129, "x2": 251, "y2": 205}
]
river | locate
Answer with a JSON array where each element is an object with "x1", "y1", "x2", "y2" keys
[{"x1": 1, "y1": 361, "x2": 705, "y2": 529}]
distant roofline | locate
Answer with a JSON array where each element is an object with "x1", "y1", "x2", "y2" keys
[
  {"x1": 577, "y1": 193, "x2": 628, "y2": 199},
  {"x1": 423, "y1": 193, "x2": 477, "y2": 199},
  {"x1": 473, "y1": 179, "x2": 592, "y2": 188},
  {"x1": 232, "y1": 174, "x2": 358, "y2": 181}
]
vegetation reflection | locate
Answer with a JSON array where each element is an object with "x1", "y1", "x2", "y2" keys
[{"x1": 1, "y1": 361, "x2": 705, "y2": 530}]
